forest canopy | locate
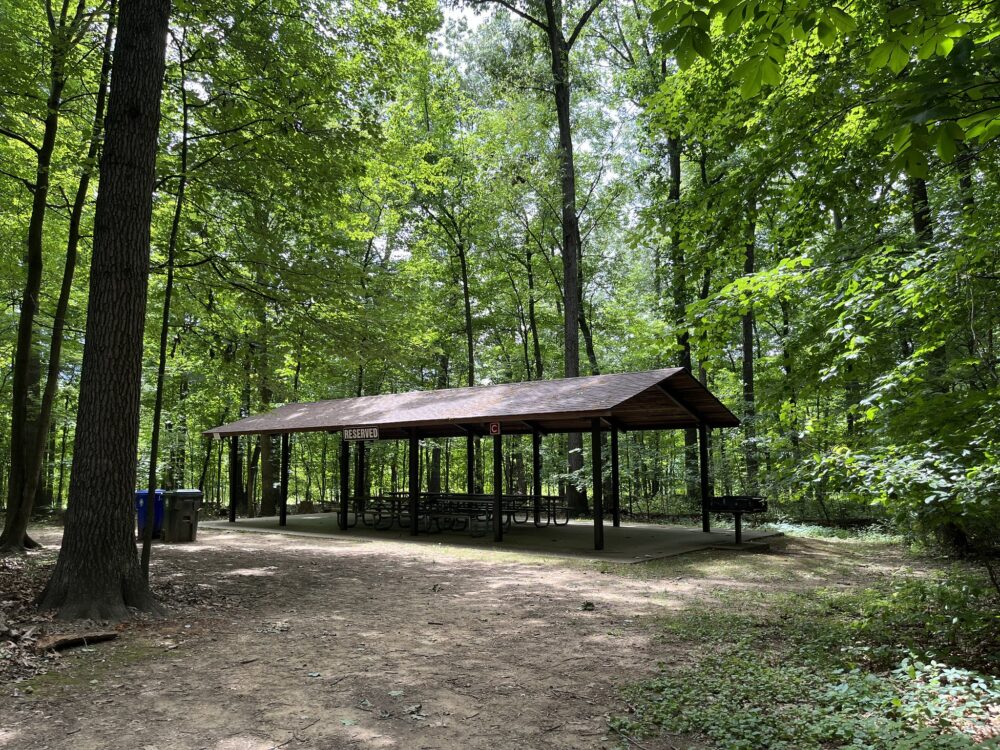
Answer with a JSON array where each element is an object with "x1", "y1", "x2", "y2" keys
[{"x1": 1, "y1": 0, "x2": 998, "y2": 556}]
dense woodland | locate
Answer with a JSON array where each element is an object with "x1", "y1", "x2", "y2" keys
[{"x1": 2, "y1": 0, "x2": 999, "y2": 568}]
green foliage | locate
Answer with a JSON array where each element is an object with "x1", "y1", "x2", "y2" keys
[
  {"x1": 612, "y1": 570, "x2": 1000, "y2": 748},
  {"x1": 650, "y1": 0, "x2": 1000, "y2": 169}
]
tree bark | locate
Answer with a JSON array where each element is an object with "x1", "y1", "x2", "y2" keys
[
  {"x1": 908, "y1": 176, "x2": 933, "y2": 243},
  {"x1": 541, "y1": 0, "x2": 589, "y2": 513},
  {"x1": 428, "y1": 355, "x2": 447, "y2": 493},
  {"x1": 1, "y1": 23, "x2": 69, "y2": 553},
  {"x1": 2, "y1": 2, "x2": 116, "y2": 554},
  {"x1": 526, "y1": 245, "x2": 543, "y2": 379},
  {"x1": 665, "y1": 134, "x2": 699, "y2": 507},
  {"x1": 742, "y1": 217, "x2": 758, "y2": 494},
  {"x1": 141, "y1": 30, "x2": 187, "y2": 575},
  {"x1": 39, "y1": 0, "x2": 172, "y2": 619}
]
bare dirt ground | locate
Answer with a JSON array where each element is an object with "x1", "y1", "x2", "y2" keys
[{"x1": 0, "y1": 528, "x2": 912, "y2": 750}]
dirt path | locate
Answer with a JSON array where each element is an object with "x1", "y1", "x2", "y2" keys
[{"x1": 0, "y1": 529, "x2": 905, "y2": 750}]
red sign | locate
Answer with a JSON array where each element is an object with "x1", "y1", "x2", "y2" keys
[{"x1": 489, "y1": 422, "x2": 501, "y2": 435}]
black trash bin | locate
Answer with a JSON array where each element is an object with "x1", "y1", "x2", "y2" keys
[{"x1": 163, "y1": 489, "x2": 202, "y2": 543}]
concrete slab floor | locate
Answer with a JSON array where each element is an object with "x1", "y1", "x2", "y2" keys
[{"x1": 200, "y1": 513, "x2": 782, "y2": 563}]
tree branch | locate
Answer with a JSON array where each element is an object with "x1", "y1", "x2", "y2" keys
[
  {"x1": 568, "y1": 0, "x2": 607, "y2": 49},
  {"x1": 473, "y1": 0, "x2": 549, "y2": 32},
  {"x1": 0, "y1": 125, "x2": 40, "y2": 153}
]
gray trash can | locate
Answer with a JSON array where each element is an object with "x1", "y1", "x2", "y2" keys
[{"x1": 163, "y1": 489, "x2": 202, "y2": 543}]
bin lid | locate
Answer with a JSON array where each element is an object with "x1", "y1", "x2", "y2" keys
[
  {"x1": 164, "y1": 488, "x2": 203, "y2": 498},
  {"x1": 135, "y1": 489, "x2": 166, "y2": 497}
]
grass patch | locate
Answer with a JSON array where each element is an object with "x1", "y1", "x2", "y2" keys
[
  {"x1": 762, "y1": 521, "x2": 903, "y2": 543},
  {"x1": 612, "y1": 566, "x2": 1000, "y2": 749},
  {"x1": 18, "y1": 640, "x2": 161, "y2": 698}
]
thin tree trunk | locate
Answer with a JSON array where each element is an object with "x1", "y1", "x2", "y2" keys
[
  {"x1": 39, "y1": 0, "x2": 171, "y2": 618},
  {"x1": 526, "y1": 245, "x2": 543, "y2": 379},
  {"x1": 428, "y1": 356, "x2": 447, "y2": 493},
  {"x1": 908, "y1": 176, "x2": 933, "y2": 243},
  {"x1": 540, "y1": 0, "x2": 587, "y2": 513},
  {"x1": 742, "y1": 216, "x2": 758, "y2": 493},
  {"x1": 1, "y1": 16, "x2": 71, "y2": 552},
  {"x1": 665, "y1": 134, "x2": 699, "y2": 507},
  {"x1": 140, "y1": 34, "x2": 188, "y2": 576},
  {"x1": 2, "y1": 1, "x2": 116, "y2": 553}
]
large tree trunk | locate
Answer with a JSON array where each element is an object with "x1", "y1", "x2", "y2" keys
[{"x1": 38, "y1": 0, "x2": 171, "y2": 619}]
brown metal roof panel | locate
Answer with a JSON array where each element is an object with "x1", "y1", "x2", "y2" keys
[{"x1": 203, "y1": 367, "x2": 740, "y2": 437}]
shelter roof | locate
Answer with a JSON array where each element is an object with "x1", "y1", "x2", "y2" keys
[{"x1": 205, "y1": 368, "x2": 740, "y2": 439}]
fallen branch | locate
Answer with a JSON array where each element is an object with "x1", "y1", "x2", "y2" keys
[{"x1": 33, "y1": 631, "x2": 118, "y2": 653}]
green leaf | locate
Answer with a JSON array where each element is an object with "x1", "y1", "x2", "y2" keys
[
  {"x1": 868, "y1": 41, "x2": 894, "y2": 71},
  {"x1": 917, "y1": 37, "x2": 936, "y2": 60},
  {"x1": 676, "y1": 32, "x2": 698, "y2": 70},
  {"x1": 691, "y1": 27, "x2": 714, "y2": 58},
  {"x1": 761, "y1": 56, "x2": 781, "y2": 86},
  {"x1": 888, "y1": 44, "x2": 910, "y2": 73},
  {"x1": 887, "y1": 6, "x2": 913, "y2": 25},
  {"x1": 828, "y1": 7, "x2": 856, "y2": 34},
  {"x1": 817, "y1": 19, "x2": 836, "y2": 48},
  {"x1": 892, "y1": 124, "x2": 912, "y2": 153},
  {"x1": 936, "y1": 125, "x2": 957, "y2": 162},
  {"x1": 738, "y1": 58, "x2": 764, "y2": 99},
  {"x1": 903, "y1": 146, "x2": 928, "y2": 178}
]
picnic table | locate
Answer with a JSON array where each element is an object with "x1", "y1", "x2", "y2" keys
[{"x1": 357, "y1": 491, "x2": 570, "y2": 535}]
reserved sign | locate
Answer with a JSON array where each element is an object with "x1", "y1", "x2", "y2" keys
[{"x1": 343, "y1": 426, "x2": 379, "y2": 441}]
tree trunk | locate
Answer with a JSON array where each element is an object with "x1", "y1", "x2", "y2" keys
[
  {"x1": 428, "y1": 356, "x2": 447, "y2": 493},
  {"x1": 1, "y1": 28, "x2": 70, "y2": 553},
  {"x1": 665, "y1": 134, "x2": 699, "y2": 508},
  {"x1": 908, "y1": 176, "x2": 933, "y2": 243},
  {"x1": 229, "y1": 436, "x2": 245, "y2": 515},
  {"x1": 742, "y1": 217, "x2": 758, "y2": 494},
  {"x1": 542, "y1": 0, "x2": 586, "y2": 514},
  {"x1": 141, "y1": 35, "x2": 187, "y2": 575},
  {"x1": 38, "y1": 0, "x2": 171, "y2": 619},
  {"x1": 0, "y1": 0, "x2": 117, "y2": 551},
  {"x1": 526, "y1": 245, "x2": 543, "y2": 379}
]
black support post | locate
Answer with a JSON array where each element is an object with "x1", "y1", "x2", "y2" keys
[
  {"x1": 228, "y1": 436, "x2": 237, "y2": 523},
  {"x1": 354, "y1": 440, "x2": 366, "y2": 514},
  {"x1": 493, "y1": 434, "x2": 503, "y2": 542},
  {"x1": 279, "y1": 433, "x2": 290, "y2": 527},
  {"x1": 409, "y1": 433, "x2": 419, "y2": 536},
  {"x1": 611, "y1": 427, "x2": 621, "y2": 528},
  {"x1": 466, "y1": 434, "x2": 475, "y2": 493},
  {"x1": 338, "y1": 436, "x2": 350, "y2": 530},
  {"x1": 698, "y1": 423, "x2": 711, "y2": 533},
  {"x1": 591, "y1": 418, "x2": 604, "y2": 551},
  {"x1": 532, "y1": 429, "x2": 542, "y2": 526}
]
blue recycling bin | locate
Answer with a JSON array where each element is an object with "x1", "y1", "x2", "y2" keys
[{"x1": 135, "y1": 489, "x2": 165, "y2": 537}]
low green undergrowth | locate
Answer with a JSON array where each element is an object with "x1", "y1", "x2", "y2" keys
[
  {"x1": 612, "y1": 567, "x2": 1000, "y2": 749},
  {"x1": 763, "y1": 521, "x2": 903, "y2": 543}
]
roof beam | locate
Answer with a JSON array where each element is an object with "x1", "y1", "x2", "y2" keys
[
  {"x1": 656, "y1": 383, "x2": 701, "y2": 424},
  {"x1": 522, "y1": 420, "x2": 549, "y2": 435},
  {"x1": 606, "y1": 417, "x2": 629, "y2": 433}
]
